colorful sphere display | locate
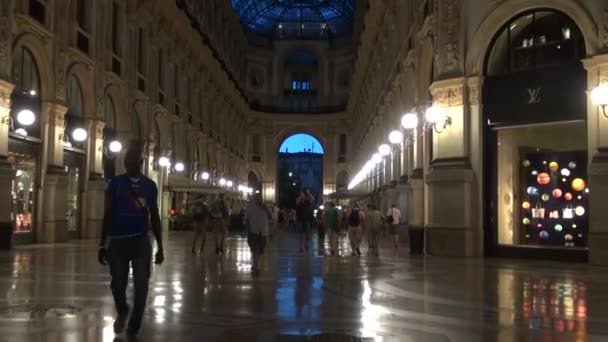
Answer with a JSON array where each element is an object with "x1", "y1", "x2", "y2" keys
[
  {"x1": 542, "y1": 194, "x2": 550, "y2": 201},
  {"x1": 549, "y1": 162, "x2": 559, "y2": 171},
  {"x1": 552, "y1": 188, "x2": 563, "y2": 198},
  {"x1": 522, "y1": 201, "x2": 531, "y2": 209},
  {"x1": 565, "y1": 234, "x2": 573, "y2": 241},
  {"x1": 537, "y1": 173, "x2": 551, "y2": 185},
  {"x1": 527, "y1": 186, "x2": 539, "y2": 196},
  {"x1": 523, "y1": 218, "x2": 531, "y2": 225},
  {"x1": 539, "y1": 230, "x2": 550, "y2": 240},
  {"x1": 564, "y1": 193, "x2": 573, "y2": 201},
  {"x1": 554, "y1": 224, "x2": 563, "y2": 232},
  {"x1": 569, "y1": 162, "x2": 577, "y2": 169},
  {"x1": 523, "y1": 160, "x2": 531, "y2": 167},
  {"x1": 561, "y1": 168, "x2": 571, "y2": 177},
  {"x1": 575, "y1": 206, "x2": 586, "y2": 216},
  {"x1": 572, "y1": 178, "x2": 586, "y2": 192}
]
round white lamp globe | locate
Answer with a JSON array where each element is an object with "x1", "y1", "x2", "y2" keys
[
  {"x1": 201, "y1": 171, "x2": 210, "y2": 180},
  {"x1": 378, "y1": 144, "x2": 391, "y2": 156},
  {"x1": 16, "y1": 109, "x2": 35, "y2": 126},
  {"x1": 158, "y1": 156, "x2": 171, "y2": 168},
  {"x1": 388, "y1": 130, "x2": 403, "y2": 144},
  {"x1": 108, "y1": 140, "x2": 122, "y2": 153},
  {"x1": 174, "y1": 162, "x2": 185, "y2": 172},
  {"x1": 72, "y1": 128, "x2": 88, "y2": 142},
  {"x1": 401, "y1": 112, "x2": 418, "y2": 129}
]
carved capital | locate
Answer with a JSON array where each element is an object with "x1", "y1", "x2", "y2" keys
[{"x1": 430, "y1": 78, "x2": 465, "y2": 107}]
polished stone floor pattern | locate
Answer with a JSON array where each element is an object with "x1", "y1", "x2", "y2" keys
[{"x1": 0, "y1": 232, "x2": 604, "y2": 341}]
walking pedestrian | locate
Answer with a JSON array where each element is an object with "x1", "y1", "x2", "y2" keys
[
  {"x1": 346, "y1": 202, "x2": 365, "y2": 256},
  {"x1": 324, "y1": 202, "x2": 341, "y2": 256},
  {"x1": 295, "y1": 188, "x2": 315, "y2": 253},
  {"x1": 387, "y1": 203, "x2": 402, "y2": 249},
  {"x1": 315, "y1": 206, "x2": 325, "y2": 254},
  {"x1": 98, "y1": 145, "x2": 164, "y2": 338},
  {"x1": 244, "y1": 194, "x2": 271, "y2": 274},
  {"x1": 190, "y1": 198, "x2": 208, "y2": 253},
  {"x1": 210, "y1": 193, "x2": 229, "y2": 255},
  {"x1": 367, "y1": 204, "x2": 382, "y2": 257}
]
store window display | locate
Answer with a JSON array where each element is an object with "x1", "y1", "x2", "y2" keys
[
  {"x1": 8, "y1": 153, "x2": 36, "y2": 233},
  {"x1": 496, "y1": 123, "x2": 588, "y2": 248}
]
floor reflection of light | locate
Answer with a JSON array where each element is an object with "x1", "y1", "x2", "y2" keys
[
  {"x1": 154, "y1": 295, "x2": 166, "y2": 307},
  {"x1": 174, "y1": 294, "x2": 183, "y2": 301},
  {"x1": 360, "y1": 280, "x2": 388, "y2": 338},
  {"x1": 155, "y1": 308, "x2": 166, "y2": 323},
  {"x1": 102, "y1": 324, "x2": 115, "y2": 342}
]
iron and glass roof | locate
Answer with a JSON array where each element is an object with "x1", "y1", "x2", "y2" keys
[{"x1": 231, "y1": 0, "x2": 356, "y2": 40}]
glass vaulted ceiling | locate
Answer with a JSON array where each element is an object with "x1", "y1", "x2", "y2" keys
[{"x1": 231, "y1": 0, "x2": 356, "y2": 40}]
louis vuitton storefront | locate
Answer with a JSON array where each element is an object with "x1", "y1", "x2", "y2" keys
[{"x1": 483, "y1": 10, "x2": 589, "y2": 260}]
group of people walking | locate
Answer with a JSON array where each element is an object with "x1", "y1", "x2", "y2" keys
[{"x1": 319, "y1": 201, "x2": 402, "y2": 257}]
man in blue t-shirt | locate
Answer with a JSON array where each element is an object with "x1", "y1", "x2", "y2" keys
[{"x1": 98, "y1": 144, "x2": 164, "y2": 338}]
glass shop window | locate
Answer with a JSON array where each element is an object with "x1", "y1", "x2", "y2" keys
[
  {"x1": 496, "y1": 122, "x2": 588, "y2": 248},
  {"x1": 10, "y1": 153, "x2": 37, "y2": 233}
]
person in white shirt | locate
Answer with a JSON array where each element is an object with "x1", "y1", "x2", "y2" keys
[
  {"x1": 387, "y1": 204, "x2": 402, "y2": 249},
  {"x1": 244, "y1": 194, "x2": 271, "y2": 274}
]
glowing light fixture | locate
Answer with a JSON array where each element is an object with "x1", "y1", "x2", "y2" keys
[
  {"x1": 158, "y1": 156, "x2": 171, "y2": 168},
  {"x1": 378, "y1": 144, "x2": 391, "y2": 156},
  {"x1": 72, "y1": 128, "x2": 88, "y2": 142},
  {"x1": 401, "y1": 113, "x2": 418, "y2": 130},
  {"x1": 174, "y1": 162, "x2": 185, "y2": 172},
  {"x1": 371, "y1": 153, "x2": 382, "y2": 164},
  {"x1": 226, "y1": 180, "x2": 234, "y2": 187},
  {"x1": 219, "y1": 178, "x2": 227, "y2": 186},
  {"x1": 16, "y1": 109, "x2": 35, "y2": 126},
  {"x1": 591, "y1": 85, "x2": 608, "y2": 117},
  {"x1": 388, "y1": 130, "x2": 403, "y2": 144},
  {"x1": 108, "y1": 141, "x2": 122, "y2": 153},
  {"x1": 15, "y1": 128, "x2": 27, "y2": 136}
]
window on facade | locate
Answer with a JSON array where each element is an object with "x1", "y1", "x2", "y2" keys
[
  {"x1": 66, "y1": 76, "x2": 84, "y2": 117},
  {"x1": 158, "y1": 48, "x2": 165, "y2": 105},
  {"x1": 28, "y1": 0, "x2": 46, "y2": 25},
  {"x1": 110, "y1": 1, "x2": 121, "y2": 75},
  {"x1": 251, "y1": 135, "x2": 261, "y2": 162},
  {"x1": 12, "y1": 47, "x2": 40, "y2": 95},
  {"x1": 75, "y1": 0, "x2": 90, "y2": 54},
  {"x1": 291, "y1": 80, "x2": 311, "y2": 91},
  {"x1": 486, "y1": 10, "x2": 585, "y2": 76},
  {"x1": 338, "y1": 134, "x2": 346, "y2": 163}
]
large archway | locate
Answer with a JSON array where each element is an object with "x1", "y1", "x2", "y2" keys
[
  {"x1": 481, "y1": 8, "x2": 589, "y2": 259},
  {"x1": 277, "y1": 133, "x2": 324, "y2": 209}
]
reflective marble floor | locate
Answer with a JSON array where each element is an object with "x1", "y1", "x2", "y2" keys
[{"x1": 0, "y1": 231, "x2": 604, "y2": 341}]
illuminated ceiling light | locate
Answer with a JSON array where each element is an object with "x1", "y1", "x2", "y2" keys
[
  {"x1": 378, "y1": 144, "x2": 391, "y2": 156},
  {"x1": 108, "y1": 140, "x2": 122, "y2": 153},
  {"x1": 201, "y1": 171, "x2": 210, "y2": 180},
  {"x1": 388, "y1": 130, "x2": 403, "y2": 144},
  {"x1": 401, "y1": 112, "x2": 418, "y2": 129},
  {"x1": 158, "y1": 156, "x2": 171, "y2": 168},
  {"x1": 174, "y1": 162, "x2": 185, "y2": 172},
  {"x1": 72, "y1": 128, "x2": 88, "y2": 142},
  {"x1": 16, "y1": 109, "x2": 35, "y2": 126}
]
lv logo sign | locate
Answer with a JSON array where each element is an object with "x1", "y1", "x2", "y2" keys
[{"x1": 527, "y1": 87, "x2": 541, "y2": 104}]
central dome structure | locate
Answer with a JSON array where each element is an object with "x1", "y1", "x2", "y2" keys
[{"x1": 231, "y1": 0, "x2": 356, "y2": 40}]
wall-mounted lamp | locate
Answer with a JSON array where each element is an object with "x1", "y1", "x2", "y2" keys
[
  {"x1": 174, "y1": 162, "x2": 185, "y2": 172},
  {"x1": 591, "y1": 85, "x2": 608, "y2": 118},
  {"x1": 201, "y1": 171, "x2": 210, "y2": 180},
  {"x1": 378, "y1": 144, "x2": 391, "y2": 157},
  {"x1": 425, "y1": 106, "x2": 452, "y2": 133},
  {"x1": 401, "y1": 112, "x2": 419, "y2": 130},
  {"x1": 158, "y1": 156, "x2": 171, "y2": 168},
  {"x1": 388, "y1": 130, "x2": 403, "y2": 145},
  {"x1": 226, "y1": 180, "x2": 234, "y2": 187},
  {"x1": 219, "y1": 178, "x2": 227, "y2": 186},
  {"x1": 108, "y1": 140, "x2": 122, "y2": 153}
]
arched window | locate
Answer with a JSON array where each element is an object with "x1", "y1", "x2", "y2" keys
[
  {"x1": 132, "y1": 113, "x2": 142, "y2": 143},
  {"x1": 12, "y1": 46, "x2": 40, "y2": 94},
  {"x1": 486, "y1": 10, "x2": 585, "y2": 76},
  {"x1": 103, "y1": 96, "x2": 116, "y2": 129},
  {"x1": 66, "y1": 75, "x2": 84, "y2": 117}
]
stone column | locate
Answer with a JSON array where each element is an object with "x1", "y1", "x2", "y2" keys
[
  {"x1": 0, "y1": 80, "x2": 14, "y2": 247},
  {"x1": 38, "y1": 102, "x2": 69, "y2": 243},
  {"x1": 583, "y1": 55, "x2": 608, "y2": 265},
  {"x1": 84, "y1": 119, "x2": 105, "y2": 239},
  {"x1": 425, "y1": 78, "x2": 481, "y2": 257}
]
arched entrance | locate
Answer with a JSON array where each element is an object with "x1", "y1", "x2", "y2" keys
[
  {"x1": 277, "y1": 133, "x2": 324, "y2": 209},
  {"x1": 482, "y1": 9, "x2": 588, "y2": 259}
]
